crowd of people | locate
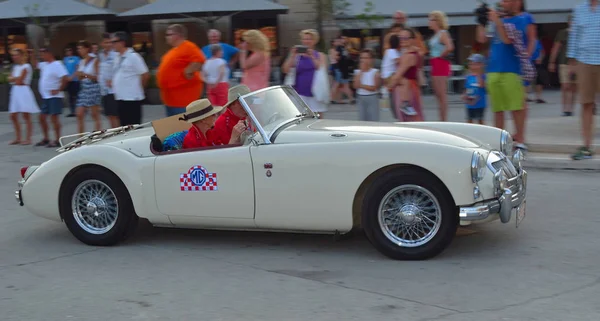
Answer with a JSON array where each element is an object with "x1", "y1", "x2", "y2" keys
[{"x1": 4, "y1": 0, "x2": 598, "y2": 160}]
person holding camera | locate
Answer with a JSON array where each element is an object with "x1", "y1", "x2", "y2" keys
[
  {"x1": 475, "y1": 0, "x2": 532, "y2": 151},
  {"x1": 282, "y1": 29, "x2": 328, "y2": 117}
]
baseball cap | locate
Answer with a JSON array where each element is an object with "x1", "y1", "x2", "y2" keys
[{"x1": 468, "y1": 53, "x2": 485, "y2": 64}]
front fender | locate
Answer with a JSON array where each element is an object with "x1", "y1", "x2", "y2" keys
[
  {"x1": 22, "y1": 145, "x2": 158, "y2": 223},
  {"x1": 395, "y1": 122, "x2": 503, "y2": 151}
]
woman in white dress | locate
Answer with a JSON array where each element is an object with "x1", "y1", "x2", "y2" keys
[{"x1": 8, "y1": 48, "x2": 40, "y2": 145}]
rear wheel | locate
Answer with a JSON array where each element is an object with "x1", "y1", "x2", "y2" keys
[
  {"x1": 362, "y1": 168, "x2": 458, "y2": 260},
  {"x1": 60, "y1": 167, "x2": 138, "y2": 246}
]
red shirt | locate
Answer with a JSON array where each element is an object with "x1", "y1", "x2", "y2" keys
[
  {"x1": 212, "y1": 109, "x2": 244, "y2": 144},
  {"x1": 182, "y1": 125, "x2": 225, "y2": 149}
]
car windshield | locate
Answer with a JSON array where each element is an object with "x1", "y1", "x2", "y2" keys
[{"x1": 240, "y1": 86, "x2": 315, "y2": 139}]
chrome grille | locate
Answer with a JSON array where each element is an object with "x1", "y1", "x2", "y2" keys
[{"x1": 487, "y1": 151, "x2": 518, "y2": 178}]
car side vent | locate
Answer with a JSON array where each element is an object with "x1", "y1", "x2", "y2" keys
[{"x1": 330, "y1": 133, "x2": 347, "y2": 138}]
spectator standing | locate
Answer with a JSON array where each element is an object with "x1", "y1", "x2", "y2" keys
[
  {"x1": 549, "y1": 14, "x2": 576, "y2": 116},
  {"x1": 567, "y1": 0, "x2": 600, "y2": 160},
  {"x1": 389, "y1": 28, "x2": 423, "y2": 121},
  {"x1": 240, "y1": 29, "x2": 271, "y2": 91},
  {"x1": 75, "y1": 40, "x2": 102, "y2": 134},
  {"x1": 62, "y1": 47, "x2": 80, "y2": 117},
  {"x1": 31, "y1": 47, "x2": 68, "y2": 148},
  {"x1": 428, "y1": 10, "x2": 454, "y2": 121},
  {"x1": 476, "y1": 0, "x2": 529, "y2": 150},
  {"x1": 157, "y1": 24, "x2": 206, "y2": 116},
  {"x1": 282, "y1": 29, "x2": 328, "y2": 117},
  {"x1": 111, "y1": 32, "x2": 150, "y2": 126},
  {"x1": 353, "y1": 48, "x2": 381, "y2": 121},
  {"x1": 331, "y1": 36, "x2": 355, "y2": 104},
  {"x1": 202, "y1": 44, "x2": 229, "y2": 107},
  {"x1": 7, "y1": 48, "x2": 39, "y2": 145},
  {"x1": 462, "y1": 54, "x2": 487, "y2": 125},
  {"x1": 98, "y1": 32, "x2": 120, "y2": 128},
  {"x1": 202, "y1": 29, "x2": 240, "y2": 74},
  {"x1": 381, "y1": 34, "x2": 402, "y2": 119}
]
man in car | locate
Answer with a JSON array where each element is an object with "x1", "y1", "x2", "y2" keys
[
  {"x1": 180, "y1": 98, "x2": 245, "y2": 149},
  {"x1": 212, "y1": 85, "x2": 252, "y2": 144}
]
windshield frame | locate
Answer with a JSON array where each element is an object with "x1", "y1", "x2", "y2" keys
[{"x1": 238, "y1": 85, "x2": 316, "y2": 144}]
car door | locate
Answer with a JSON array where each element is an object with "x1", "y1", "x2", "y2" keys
[{"x1": 154, "y1": 145, "x2": 254, "y2": 219}]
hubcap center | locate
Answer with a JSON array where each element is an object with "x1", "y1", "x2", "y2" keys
[
  {"x1": 86, "y1": 197, "x2": 106, "y2": 216},
  {"x1": 399, "y1": 204, "x2": 419, "y2": 223}
]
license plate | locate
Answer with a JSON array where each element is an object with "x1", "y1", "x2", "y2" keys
[{"x1": 516, "y1": 201, "x2": 526, "y2": 228}]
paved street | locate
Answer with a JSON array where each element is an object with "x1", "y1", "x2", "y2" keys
[
  {"x1": 0, "y1": 94, "x2": 599, "y2": 319},
  {"x1": 0, "y1": 89, "x2": 599, "y2": 320}
]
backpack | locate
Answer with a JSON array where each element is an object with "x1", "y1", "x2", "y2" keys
[{"x1": 162, "y1": 130, "x2": 188, "y2": 151}]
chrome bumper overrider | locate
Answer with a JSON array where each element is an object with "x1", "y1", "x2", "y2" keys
[
  {"x1": 459, "y1": 170, "x2": 527, "y2": 223},
  {"x1": 15, "y1": 179, "x2": 24, "y2": 206}
]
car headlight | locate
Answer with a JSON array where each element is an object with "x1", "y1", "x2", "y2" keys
[
  {"x1": 500, "y1": 130, "x2": 513, "y2": 158},
  {"x1": 471, "y1": 151, "x2": 486, "y2": 183}
]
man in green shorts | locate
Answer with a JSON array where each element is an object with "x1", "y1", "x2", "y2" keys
[{"x1": 476, "y1": 0, "x2": 529, "y2": 150}]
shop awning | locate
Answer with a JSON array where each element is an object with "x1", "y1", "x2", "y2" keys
[
  {"x1": 336, "y1": 0, "x2": 574, "y2": 28},
  {"x1": 118, "y1": 0, "x2": 289, "y2": 19},
  {"x1": 0, "y1": 0, "x2": 116, "y2": 23}
]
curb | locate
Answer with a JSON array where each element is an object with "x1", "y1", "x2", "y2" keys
[
  {"x1": 526, "y1": 143, "x2": 600, "y2": 154},
  {"x1": 523, "y1": 153, "x2": 600, "y2": 171}
]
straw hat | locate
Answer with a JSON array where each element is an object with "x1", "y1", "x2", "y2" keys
[
  {"x1": 179, "y1": 99, "x2": 223, "y2": 123},
  {"x1": 223, "y1": 85, "x2": 252, "y2": 108}
]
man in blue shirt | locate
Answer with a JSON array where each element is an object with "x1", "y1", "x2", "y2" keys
[
  {"x1": 62, "y1": 47, "x2": 80, "y2": 117},
  {"x1": 476, "y1": 0, "x2": 528, "y2": 150},
  {"x1": 202, "y1": 29, "x2": 239, "y2": 73}
]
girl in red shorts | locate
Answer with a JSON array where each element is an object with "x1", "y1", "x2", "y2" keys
[{"x1": 428, "y1": 10, "x2": 454, "y2": 121}]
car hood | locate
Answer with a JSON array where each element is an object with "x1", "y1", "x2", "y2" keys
[{"x1": 275, "y1": 119, "x2": 481, "y2": 148}]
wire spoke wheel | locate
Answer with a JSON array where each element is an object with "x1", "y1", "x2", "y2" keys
[
  {"x1": 71, "y1": 179, "x2": 119, "y2": 235},
  {"x1": 377, "y1": 184, "x2": 442, "y2": 248}
]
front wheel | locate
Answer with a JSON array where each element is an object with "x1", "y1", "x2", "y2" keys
[
  {"x1": 60, "y1": 167, "x2": 138, "y2": 246},
  {"x1": 362, "y1": 168, "x2": 458, "y2": 260}
]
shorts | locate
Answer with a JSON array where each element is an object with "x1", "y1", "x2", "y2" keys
[
  {"x1": 486, "y1": 73, "x2": 525, "y2": 113},
  {"x1": 559, "y1": 64, "x2": 576, "y2": 84},
  {"x1": 576, "y1": 61, "x2": 600, "y2": 105},
  {"x1": 102, "y1": 94, "x2": 118, "y2": 116},
  {"x1": 466, "y1": 108, "x2": 485, "y2": 120},
  {"x1": 334, "y1": 69, "x2": 349, "y2": 84},
  {"x1": 430, "y1": 57, "x2": 451, "y2": 77},
  {"x1": 41, "y1": 98, "x2": 64, "y2": 115}
]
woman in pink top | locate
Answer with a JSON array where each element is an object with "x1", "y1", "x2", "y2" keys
[{"x1": 239, "y1": 30, "x2": 271, "y2": 92}]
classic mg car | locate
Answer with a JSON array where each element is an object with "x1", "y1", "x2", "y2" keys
[{"x1": 15, "y1": 85, "x2": 527, "y2": 260}]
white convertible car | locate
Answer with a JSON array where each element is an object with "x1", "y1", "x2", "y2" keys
[{"x1": 15, "y1": 85, "x2": 527, "y2": 260}]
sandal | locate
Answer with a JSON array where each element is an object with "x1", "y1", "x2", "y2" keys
[
  {"x1": 35, "y1": 139, "x2": 49, "y2": 146},
  {"x1": 20, "y1": 140, "x2": 31, "y2": 145},
  {"x1": 9, "y1": 140, "x2": 21, "y2": 145}
]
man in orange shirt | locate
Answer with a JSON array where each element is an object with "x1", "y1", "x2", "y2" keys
[{"x1": 157, "y1": 24, "x2": 206, "y2": 116}]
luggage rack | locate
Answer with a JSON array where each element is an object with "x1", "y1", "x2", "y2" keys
[{"x1": 56, "y1": 124, "x2": 144, "y2": 152}]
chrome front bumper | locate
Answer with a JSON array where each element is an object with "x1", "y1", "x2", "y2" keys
[{"x1": 459, "y1": 169, "x2": 527, "y2": 223}]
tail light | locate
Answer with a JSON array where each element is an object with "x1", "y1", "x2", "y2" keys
[{"x1": 20, "y1": 166, "x2": 29, "y2": 178}]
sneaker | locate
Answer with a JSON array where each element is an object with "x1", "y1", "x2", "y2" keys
[
  {"x1": 400, "y1": 105, "x2": 417, "y2": 116},
  {"x1": 571, "y1": 147, "x2": 593, "y2": 160}
]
